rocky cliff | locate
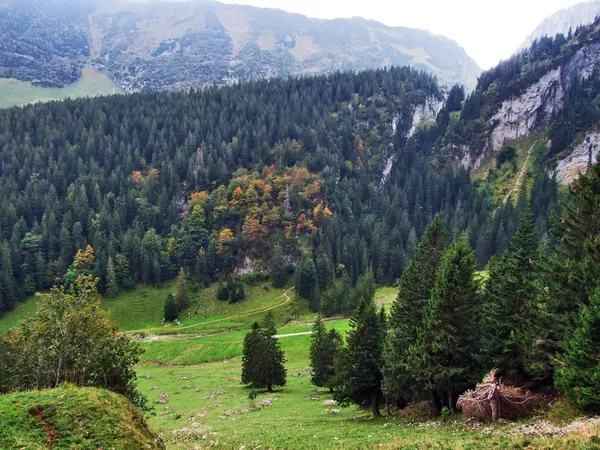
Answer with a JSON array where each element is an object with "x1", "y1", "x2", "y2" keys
[{"x1": 521, "y1": 1, "x2": 600, "y2": 50}]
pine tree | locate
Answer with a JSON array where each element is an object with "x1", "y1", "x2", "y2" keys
[
  {"x1": 105, "y1": 256, "x2": 119, "y2": 298},
  {"x1": 333, "y1": 300, "x2": 385, "y2": 416},
  {"x1": 555, "y1": 285, "x2": 600, "y2": 412},
  {"x1": 241, "y1": 313, "x2": 286, "y2": 391},
  {"x1": 175, "y1": 267, "x2": 190, "y2": 311},
  {"x1": 270, "y1": 244, "x2": 288, "y2": 288},
  {"x1": 296, "y1": 252, "x2": 319, "y2": 310},
  {"x1": 310, "y1": 315, "x2": 342, "y2": 389},
  {"x1": 242, "y1": 322, "x2": 263, "y2": 386},
  {"x1": 260, "y1": 312, "x2": 287, "y2": 392},
  {"x1": 479, "y1": 209, "x2": 540, "y2": 382},
  {"x1": 412, "y1": 235, "x2": 479, "y2": 414},
  {"x1": 164, "y1": 293, "x2": 179, "y2": 322},
  {"x1": 383, "y1": 216, "x2": 447, "y2": 403}
]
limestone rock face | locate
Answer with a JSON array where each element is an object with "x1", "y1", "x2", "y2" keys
[
  {"x1": 408, "y1": 97, "x2": 443, "y2": 138},
  {"x1": 473, "y1": 68, "x2": 565, "y2": 172},
  {"x1": 457, "y1": 40, "x2": 600, "y2": 174},
  {"x1": 554, "y1": 131, "x2": 600, "y2": 185}
]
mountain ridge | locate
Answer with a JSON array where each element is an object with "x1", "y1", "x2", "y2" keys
[{"x1": 0, "y1": 0, "x2": 481, "y2": 102}]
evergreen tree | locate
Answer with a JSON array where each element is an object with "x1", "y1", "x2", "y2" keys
[
  {"x1": 555, "y1": 285, "x2": 600, "y2": 412},
  {"x1": 217, "y1": 281, "x2": 229, "y2": 301},
  {"x1": 296, "y1": 252, "x2": 319, "y2": 310},
  {"x1": 242, "y1": 322, "x2": 263, "y2": 387},
  {"x1": 164, "y1": 293, "x2": 179, "y2": 322},
  {"x1": 241, "y1": 312, "x2": 286, "y2": 391},
  {"x1": 383, "y1": 216, "x2": 447, "y2": 404},
  {"x1": 333, "y1": 300, "x2": 385, "y2": 416},
  {"x1": 310, "y1": 315, "x2": 342, "y2": 389},
  {"x1": 175, "y1": 267, "x2": 190, "y2": 311},
  {"x1": 270, "y1": 244, "x2": 288, "y2": 288},
  {"x1": 105, "y1": 256, "x2": 119, "y2": 298},
  {"x1": 411, "y1": 235, "x2": 479, "y2": 414},
  {"x1": 479, "y1": 209, "x2": 540, "y2": 382},
  {"x1": 260, "y1": 312, "x2": 287, "y2": 392}
]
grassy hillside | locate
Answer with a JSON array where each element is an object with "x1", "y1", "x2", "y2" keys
[
  {"x1": 0, "y1": 68, "x2": 121, "y2": 108},
  {"x1": 0, "y1": 385, "x2": 163, "y2": 449}
]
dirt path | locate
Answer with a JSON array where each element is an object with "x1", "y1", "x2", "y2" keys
[
  {"x1": 503, "y1": 140, "x2": 537, "y2": 205},
  {"x1": 274, "y1": 331, "x2": 312, "y2": 339},
  {"x1": 131, "y1": 287, "x2": 295, "y2": 336}
]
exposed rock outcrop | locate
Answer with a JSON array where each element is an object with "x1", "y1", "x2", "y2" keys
[
  {"x1": 458, "y1": 40, "x2": 600, "y2": 174},
  {"x1": 554, "y1": 131, "x2": 600, "y2": 184},
  {"x1": 408, "y1": 97, "x2": 443, "y2": 138},
  {"x1": 474, "y1": 68, "x2": 564, "y2": 172}
]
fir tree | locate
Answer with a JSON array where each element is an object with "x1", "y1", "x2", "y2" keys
[
  {"x1": 241, "y1": 313, "x2": 286, "y2": 391},
  {"x1": 260, "y1": 312, "x2": 287, "y2": 392},
  {"x1": 479, "y1": 209, "x2": 540, "y2": 382},
  {"x1": 383, "y1": 216, "x2": 447, "y2": 404},
  {"x1": 333, "y1": 300, "x2": 385, "y2": 416},
  {"x1": 176, "y1": 267, "x2": 190, "y2": 311},
  {"x1": 105, "y1": 256, "x2": 119, "y2": 298},
  {"x1": 310, "y1": 315, "x2": 342, "y2": 389},
  {"x1": 164, "y1": 293, "x2": 179, "y2": 322},
  {"x1": 270, "y1": 244, "x2": 288, "y2": 288},
  {"x1": 241, "y1": 322, "x2": 263, "y2": 387},
  {"x1": 296, "y1": 252, "x2": 319, "y2": 310},
  {"x1": 555, "y1": 285, "x2": 600, "y2": 412},
  {"x1": 411, "y1": 235, "x2": 479, "y2": 414}
]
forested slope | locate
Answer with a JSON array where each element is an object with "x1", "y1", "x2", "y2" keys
[{"x1": 0, "y1": 66, "x2": 557, "y2": 316}]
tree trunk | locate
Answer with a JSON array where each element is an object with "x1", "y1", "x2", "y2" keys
[
  {"x1": 267, "y1": 384, "x2": 272, "y2": 392},
  {"x1": 430, "y1": 390, "x2": 442, "y2": 417},
  {"x1": 490, "y1": 397, "x2": 499, "y2": 422},
  {"x1": 371, "y1": 392, "x2": 381, "y2": 417},
  {"x1": 396, "y1": 395, "x2": 408, "y2": 410},
  {"x1": 448, "y1": 390, "x2": 457, "y2": 414}
]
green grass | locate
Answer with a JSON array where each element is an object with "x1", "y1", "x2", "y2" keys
[
  {"x1": 0, "y1": 68, "x2": 122, "y2": 109},
  {"x1": 137, "y1": 330, "x2": 598, "y2": 449},
  {"x1": 0, "y1": 385, "x2": 161, "y2": 449},
  {"x1": 0, "y1": 281, "x2": 289, "y2": 334},
  {"x1": 0, "y1": 295, "x2": 40, "y2": 333}
]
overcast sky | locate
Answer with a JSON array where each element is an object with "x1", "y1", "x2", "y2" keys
[{"x1": 218, "y1": 0, "x2": 588, "y2": 69}]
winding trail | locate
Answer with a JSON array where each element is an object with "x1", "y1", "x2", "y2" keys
[
  {"x1": 502, "y1": 140, "x2": 537, "y2": 205},
  {"x1": 130, "y1": 287, "x2": 295, "y2": 337}
]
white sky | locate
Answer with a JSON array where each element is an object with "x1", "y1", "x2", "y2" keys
[{"x1": 218, "y1": 0, "x2": 588, "y2": 69}]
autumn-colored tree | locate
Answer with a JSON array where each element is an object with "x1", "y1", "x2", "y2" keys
[{"x1": 73, "y1": 245, "x2": 95, "y2": 271}]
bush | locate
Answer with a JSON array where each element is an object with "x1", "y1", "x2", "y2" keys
[
  {"x1": 497, "y1": 146, "x2": 516, "y2": 165},
  {"x1": 164, "y1": 293, "x2": 179, "y2": 322},
  {"x1": 216, "y1": 283, "x2": 229, "y2": 301},
  {"x1": 230, "y1": 283, "x2": 246, "y2": 304}
]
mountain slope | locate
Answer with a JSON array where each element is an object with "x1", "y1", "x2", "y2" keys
[
  {"x1": 521, "y1": 0, "x2": 600, "y2": 49},
  {"x1": 0, "y1": 0, "x2": 480, "y2": 101}
]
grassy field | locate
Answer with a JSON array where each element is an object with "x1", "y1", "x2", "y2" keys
[
  {"x1": 0, "y1": 68, "x2": 121, "y2": 109},
  {"x1": 137, "y1": 326, "x2": 598, "y2": 449},
  {"x1": 3, "y1": 283, "x2": 598, "y2": 448}
]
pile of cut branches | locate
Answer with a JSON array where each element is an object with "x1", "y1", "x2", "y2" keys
[{"x1": 457, "y1": 369, "x2": 541, "y2": 421}]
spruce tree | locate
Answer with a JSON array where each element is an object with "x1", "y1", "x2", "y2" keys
[
  {"x1": 270, "y1": 244, "x2": 288, "y2": 288},
  {"x1": 383, "y1": 216, "x2": 447, "y2": 404},
  {"x1": 164, "y1": 293, "x2": 179, "y2": 322},
  {"x1": 176, "y1": 267, "x2": 190, "y2": 311},
  {"x1": 105, "y1": 256, "x2": 119, "y2": 298},
  {"x1": 333, "y1": 300, "x2": 385, "y2": 416},
  {"x1": 241, "y1": 313, "x2": 286, "y2": 391},
  {"x1": 555, "y1": 285, "x2": 600, "y2": 412},
  {"x1": 479, "y1": 209, "x2": 540, "y2": 382},
  {"x1": 296, "y1": 252, "x2": 319, "y2": 310},
  {"x1": 412, "y1": 235, "x2": 479, "y2": 413},
  {"x1": 242, "y1": 322, "x2": 263, "y2": 387},
  {"x1": 260, "y1": 312, "x2": 287, "y2": 392},
  {"x1": 310, "y1": 315, "x2": 342, "y2": 389}
]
